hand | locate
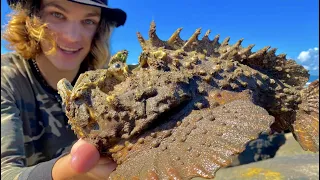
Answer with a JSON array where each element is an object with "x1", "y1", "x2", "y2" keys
[{"x1": 52, "y1": 139, "x2": 117, "y2": 180}]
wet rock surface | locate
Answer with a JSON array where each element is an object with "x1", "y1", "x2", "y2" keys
[
  {"x1": 194, "y1": 133, "x2": 319, "y2": 180},
  {"x1": 227, "y1": 132, "x2": 286, "y2": 167}
]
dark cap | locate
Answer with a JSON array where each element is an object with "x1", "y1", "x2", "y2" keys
[{"x1": 7, "y1": 0, "x2": 127, "y2": 27}]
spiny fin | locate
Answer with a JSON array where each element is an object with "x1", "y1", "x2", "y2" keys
[
  {"x1": 208, "y1": 34, "x2": 220, "y2": 54},
  {"x1": 277, "y1": 53, "x2": 286, "y2": 59},
  {"x1": 233, "y1": 38, "x2": 244, "y2": 48},
  {"x1": 212, "y1": 34, "x2": 220, "y2": 47},
  {"x1": 182, "y1": 28, "x2": 201, "y2": 50},
  {"x1": 220, "y1": 38, "x2": 244, "y2": 60},
  {"x1": 135, "y1": 21, "x2": 309, "y2": 84},
  {"x1": 167, "y1": 27, "x2": 183, "y2": 46},
  {"x1": 220, "y1": 36, "x2": 230, "y2": 47},
  {"x1": 292, "y1": 79, "x2": 319, "y2": 152},
  {"x1": 203, "y1": 29, "x2": 211, "y2": 40},
  {"x1": 137, "y1": 32, "x2": 146, "y2": 50},
  {"x1": 267, "y1": 48, "x2": 277, "y2": 56},
  {"x1": 281, "y1": 59, "x2": 309, "y2": 87},
  {"x1": 238, "y1": 44, "x2": 255, "y2": 57},
  {"x1": 248, "y1": 46, "x2": 271, "y2": 59},
  {"x1": 148, "y1": 20, "x2": 166, "y2": 47}
]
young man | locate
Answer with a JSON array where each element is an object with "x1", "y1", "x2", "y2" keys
[{"x1": 1, "y1": 0, "x2": 126, "y2": 179}]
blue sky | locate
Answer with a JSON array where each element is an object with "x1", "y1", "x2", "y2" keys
[{"x1": 1, "y1": 0, "x2": 319, "y2": 76}]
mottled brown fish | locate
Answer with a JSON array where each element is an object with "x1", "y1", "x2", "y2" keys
[{"x1": 57, "y1": 21, "x2": 319, "y2": 179}]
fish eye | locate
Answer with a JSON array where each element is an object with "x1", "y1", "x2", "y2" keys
[{"x1": 113, "y1": 63, "x2": 121, "y2": 69}]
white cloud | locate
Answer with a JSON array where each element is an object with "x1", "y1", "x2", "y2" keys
[
  {"x1": 304, "y1": 82, "x2": 311, "y2": 87},
  {"x1": 296, "y1": 47, "x2": 319, "y2": 76},
  {"x1": 297, "y1": 47, "x2": 319, "y2": 62}
]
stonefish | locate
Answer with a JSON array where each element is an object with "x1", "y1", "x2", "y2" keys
[{"x1": 57, "y1": 21, "x2": 319, "y2": 179}]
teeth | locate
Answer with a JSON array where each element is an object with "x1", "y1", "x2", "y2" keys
[{"x1": 58, "y1": 45, "x2": 79, "y2": 52}]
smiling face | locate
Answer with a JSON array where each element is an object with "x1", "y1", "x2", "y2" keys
[{"x1": 39, "y1": 0, "x2": 101, "y2": 71}]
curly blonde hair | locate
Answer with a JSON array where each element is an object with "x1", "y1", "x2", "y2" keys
[{"x1": 2, "y1": 3, "x2": 114, "y2": 69}]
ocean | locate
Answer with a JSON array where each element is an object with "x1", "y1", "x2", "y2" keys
[
  {"x1": 309, "y1": 75, "x2": 319, "y2": 82},
  {"x1": 306, "y1": 75, "x2": 319, "y2": 86}
]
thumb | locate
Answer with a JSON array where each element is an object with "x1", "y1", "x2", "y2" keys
[
  {"x1": 52, "y1": 139, "x2": 100, "y2": 179},
  {"x1": 70, "y1": 138, "x2": 100, "y2": 173}
]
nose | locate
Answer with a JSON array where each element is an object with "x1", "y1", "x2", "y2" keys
[{"x1": 61, "y1": 21, "x2": 82, "y2": 42}]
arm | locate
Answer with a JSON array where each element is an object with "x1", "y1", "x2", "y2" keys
[
  {"x1": 1, "y1": 81, "x2": 69, "y2": 180},
  {"x1": 1, "y1": 85, "x2": 26, "y2": 179},
  {"x1": 1, "y1": 84, "x2": 116, "y2": 180}
]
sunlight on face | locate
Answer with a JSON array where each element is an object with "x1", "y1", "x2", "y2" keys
[{"x1": 39, "y1": 0, "x2": 102, "y2": 71}]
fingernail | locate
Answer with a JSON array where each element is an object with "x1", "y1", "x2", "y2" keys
[{"x1": 70, "y1": 139, "x2": 86, "y2": 156}]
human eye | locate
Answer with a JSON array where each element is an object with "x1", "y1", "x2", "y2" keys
[
  {"x1": 51, "y1": 12, "x2": 64, "y2": 19},
  {"x1": 83, "y1": 19, "x2": 97, "y2": 25}
]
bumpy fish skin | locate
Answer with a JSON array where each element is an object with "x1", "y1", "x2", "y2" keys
[{"x1": 57, "y1": 21, "x2": 319, "y2": 179}]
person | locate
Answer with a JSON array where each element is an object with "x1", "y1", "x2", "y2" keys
[{"x1": 1, "y1": 0, "x2": 127, "y2": 179}]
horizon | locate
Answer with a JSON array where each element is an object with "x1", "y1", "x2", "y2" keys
[{"x1": 1, "y1": 0, "x2": 319, "y2": 77}]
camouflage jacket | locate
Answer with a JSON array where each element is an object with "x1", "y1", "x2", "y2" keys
[{"x1": 1, "y1": 53, "x2": 79, "y2": 179}]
